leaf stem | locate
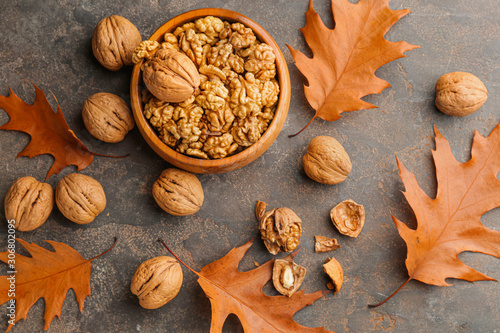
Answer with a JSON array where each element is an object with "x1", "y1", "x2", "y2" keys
[
  {"x1": 91, "y1": 152, "x2": 130, "y2": 159},
  {"x1": 89, "y1": 237, "x2": 117, "y2": 261},
  {"x1": 288, "y1": 116, "x2": 317, "y2": 137},
  {"x1": 157, "y1": 238, "x2": 200, "y2": 276},
  {"x1": 368, "y1": 277, "x2": 411, "y2": 308}
]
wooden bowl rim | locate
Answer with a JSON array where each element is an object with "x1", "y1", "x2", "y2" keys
[{"x1": 130, "y1": 8, "x2": 291, "y2": 171}]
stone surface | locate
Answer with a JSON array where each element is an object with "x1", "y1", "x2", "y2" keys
[{"x1": 0, "y1": 0, "x2": 498, "y2": 332}]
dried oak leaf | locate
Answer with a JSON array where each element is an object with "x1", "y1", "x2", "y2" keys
[
  {"x1": 287, "y1": 0, "x2": 419, "y2": 135},
  {"x1": 372, "y1": 125, "x2": 500, "y2": 307},
  {"x1": 0, "y1": 83, "x2": 123, "y2": 180},
  {"x1": 160, "y1": 239, "x2": 333, "y2": 333},
  {"x1": 0, "y1": 238, "x2": 116, "y2": 331}
]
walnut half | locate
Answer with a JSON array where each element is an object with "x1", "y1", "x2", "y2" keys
[
  {"x1": 330, "y1": 199, "x2": 365, "y2": 238},
  {"x1": 272, "y1": 258, "x2": 306, "y2": 297}
]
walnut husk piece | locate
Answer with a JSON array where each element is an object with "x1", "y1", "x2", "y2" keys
[
  {"x1": 142, "y1": 49, "x2": 201, "y2": 103},
  {"x1": 82, "y1": 92, "x2": 135, "y2": 143},
  {"x1": 152, "y1": 168, "x2": 204, "y2": 216},
  {"x1": 55, "y1": 173, "x2": 106, "y2": 224},
  {"x1": 92, "y1": 15, "x2": 142, "y2": 71},
  {"x1": 255, "y1": 200, "x2": 303, "y2": 255},
  {"x1": 272, "y1": 258, "x2": 306, "y2": 297},
  {"x1": 330, "y1": 199, "x2": 365, "y2": 237},
  {"x1": 314, "y1": 235, "x2": 340, "y2": 253},
  {"x1": 4, "y1": 177, "x2": 54, "y2": 231},
  {"x1": 302, "y1": 136, "x2": 352, "y2": 185},
  {"x1": 435, "y1": 71, "x2": 487, "y2": 117},
  {"x1": 323, "y1": 257, "x2": 343, "y2": 294},
  {"x1": 130, "y1": 256, "x2": 183, "y2": 309}
]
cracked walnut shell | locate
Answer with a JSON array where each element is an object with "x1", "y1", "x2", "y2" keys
[
  {"x1": 303, "y1": 136, "x2": 352, "y2": 185},
  {"x1": 130, "y1": 256, "x2": 183, "y2": 309},
  {"x1": 92, "y1": 15, "x2": 142, "y2": 71},
  {"x1": 142, "y1": 48, "x2": 201, "y2": 103},
  {"x1": 55, "y1": 173, "x2": 106, "y2": 224},
  {"x1": 272, "y1": 258, "x2": 306, "y2": 297},
  {"x1": 330, "y1": 199, "x2": 365, "y2": 238},
  {"x1": 82, "y1": 92, "x2": 135, "y2": 143},
  {"x1": 435, "y1": 71, "x2": 488, "y2": 117},
  {"x1": 152, "y1": 168, "x2": 204, "y2": 216},
  {"x1": 314, "y1": 235, "x2": 340, "y2": 253},
  {"x1": 4, "y1": 176, "x2": 54, "y2": 231},
  {"x1": 323, "y1": 257, "x2": 343, "y2": 294},
  {"x1": 255, "y1": 200, "x2": 302, "y2": 255}
]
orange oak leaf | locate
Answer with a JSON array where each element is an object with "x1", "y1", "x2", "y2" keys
[
  {"x1": 371, "y1": 125, "x2": 500, "y2": 307},
  {"x1": 287, "y1": 0, "x2": 419, "y2": 136},
  {"x1": 0, "y1": 238, "x2": 116, "y2": 331},
  {"x1": 0, "y1": 83, "x2": 125, "y2": 180},
  {"x1": 160, "y1": 239, "x2": 333, "y2": 333}
]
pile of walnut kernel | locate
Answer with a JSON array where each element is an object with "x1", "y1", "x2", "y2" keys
[{"x1": 134, "y1": 16, "x2": 280, "y2": 159}]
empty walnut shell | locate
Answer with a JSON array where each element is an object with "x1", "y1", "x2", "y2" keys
[
  {"x1": 314, "y1": 235, "x2": 340, "y2": 253},
  {"x1": 130, "y1": 256, "x2": 183, "y2": 309},
  {"x1": 330, "y1": 199, "x2": 365, "y2": 238},
  {"x1": 142, "y1": 49, "x2": 201, "y2": 103},
  {"x1": 256, "y1": 200, "x2": 303, "y2": 255},
  {"x1": 152, "y1": 168, "x2": 204, "y2": 216},
  {"x1": 435, "y1": 72, "x2": 488, "y2": 117},
  {"x1": 55, "y1": 173, "x2": 106, "y2": 224},
  {"x1": 4, "y1": 176, "x2": 54, "y2": 231},
  {"x1": 302, "y1": 136, "x2": 352, "y2": 185},
  {"x1": 323, "y1": 257, "x2": 343, "y2": 294},
  {"x1": 82, "y1": 92, "x2": 135, "y2": 143},
  {"x1": 92, "y1": 15, "x2": 142, "y2": 71},
  {"x1": 272, "y1": 258, "x2": 306, "y2": 297}
]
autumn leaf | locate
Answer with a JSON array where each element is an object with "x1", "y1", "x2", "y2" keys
[
  {"x1": 0, "y1": 238, "x2": 116, "y2": 331},
  {"x1": 0, "y1": 83, "x2": 125, "y2": 180},
  {"x1": 287, "y1": 0, "x2": 419, "y2": 136},
  {"x1": 160, "y1": 239, "x2": 333, "y2": 333},
  {"x1": 371, "y1": 125, "x2": 500, "y2": 307}
]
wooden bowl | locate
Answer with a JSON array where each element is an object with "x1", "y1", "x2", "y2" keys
[{"x1": 130, "y1": 8, "x2": 291, "y2": 174}]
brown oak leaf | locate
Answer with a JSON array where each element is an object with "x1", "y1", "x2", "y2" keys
[
  {"x1": 160, "y1": 239, "x2": 333, "y2": 332},
  {"x1": 0, "y1": 238, "x2": 116, "y2": 331},
  {"x1": 0, "y1": 83, "x2": 124, "y2": 179},
  {"x1": 371, "y1": 125, "x2": 500, "y2": 307},
  {"x1": 287, "y1": 0, "x2": 419, "y2": 136}
]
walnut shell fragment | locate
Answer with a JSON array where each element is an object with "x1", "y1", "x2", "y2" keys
[
  {"x1": 323, "y1": 257, "x2": 343, "y2": 294},
  {"x1": 4, "y1": 176, "x2": 54, "y2": 231},
  {"x1": 302, "y1": 136, "x2": 352, "y2": 185},
  {"x1": 314, "y1": 235, "x2": 340, "y2": 253},
  {"x1": 330, "y1": 199, "x2": 365, "y2": 237},
  {"x1": 130, "y1": 256, "x2": 183, "y2": 309},
  {"x1": 142, "y1": 48, "x2": 201, "y2": 103},
  {"x1": 435, "y1": 71, "x2": 487, "y2": 117},
  {"x1": 92, "y1": 15, "x2": 142, "y2": 71},
  {"x1": 152, "y1": 168, "x2": 204, "y2": 216},
  {"x1": 82, "y1": 92, "x2": 135, "y2": 143},
  {"x1": 272, "y1": 258, "x2": 306, "y2": 297},
  {"x1": 55, "y1": 173, "x2": 106, "y2": 224},
  {"x1": 255, "y1": 200, "x2": 303, "y2": 255}
]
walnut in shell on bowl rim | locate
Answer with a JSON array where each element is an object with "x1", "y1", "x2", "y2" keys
[{"x1": 130, "y1": 8, "x2": 291, "y2": 174}]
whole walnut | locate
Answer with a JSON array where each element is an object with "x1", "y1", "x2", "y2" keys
[
  {"x1": 302, "y1": 136, "x2": 352, "y2": 185},
  {"x1": 142, "y1": 49, "x2": 201, "y2": 103},
  {"x1": 56, "y1": 173, "x2": 106, "y2": 224},
  {"x1": 152, "y1": 168, "x2": 204, "y2": 216},
  {"x1": 92, "y1": 15, "x2": 142, "y2": 71},
  {"x1": 82, "y1": 92, "x2": 135, "y2": 143},
  {"x1": 130, "y1": 256, "x2": 183, "y2": 309},
  {"x1": 435, "y1": 72, "x2": 488, "y2": 117},
  {"x1": 4, "y1": 177, "x2": 53, "y2": 231}
]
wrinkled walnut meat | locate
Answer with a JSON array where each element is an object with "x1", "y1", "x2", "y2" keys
[
  {"x1": 130, "y1": 256, "x2": 183, "y2": 309},
  {"x1": 323, "y1": 257, "x2": 343, "y2": 294},
  {"x1": 330, "y1": 199, "x2": 365, "y2": 237},
  {"x1": 134, "y1": 16, "x2": 279, "y2": 159},
  {"x1": 255, "y1": 200, "x2": 302, "y2": 255},
  {"x1": 4, "y1": 176, "x2": 54, "y2": 231},
  {"x1": 314, "y1": 235, "x2": 340, "y2": 253},
  {"x1": 272, "y1": 258, "x2": 306, "y2": 297}
]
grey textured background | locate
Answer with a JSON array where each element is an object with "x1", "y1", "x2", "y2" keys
[{"x1": 0, "y1": 0, "x2": 499, "y2": 332}]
